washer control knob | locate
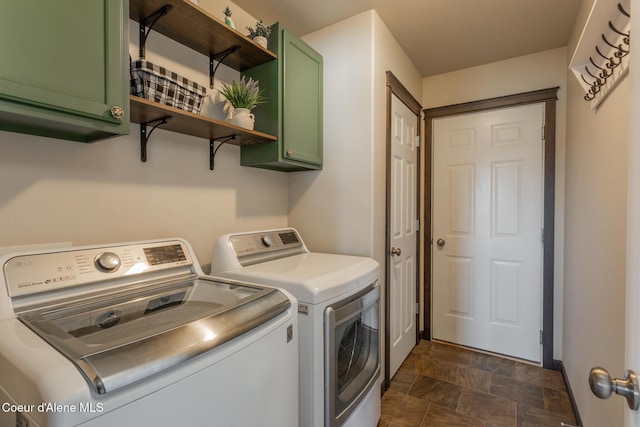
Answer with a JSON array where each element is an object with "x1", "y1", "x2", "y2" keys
[
  {"x1": 261, "y1": 235, "x2": 274, "y2": 247},
  {"x1": 95, "y1": 252, "x2": 121, "y2": 272}
]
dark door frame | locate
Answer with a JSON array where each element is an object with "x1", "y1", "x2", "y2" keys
[
  {"x1": 383, "y1": 71, "x2": 422, "y2": 390},
  {"x1": 423, "y1": 87, "x2": 559, "y2": 369}
]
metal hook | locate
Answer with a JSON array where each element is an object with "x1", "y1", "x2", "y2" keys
[
  {"x1": 595, "y1": 45, "x2": 621, "y2": 68},
  {"x1": 618, "y1": 2, "x2": 630, "y2": 18},
  {"x1": 609, "y1": 21, "x2": 630, "y2": 37},
  {"x1": 585, "y1": 66, "x2": 605, "y2": 86},
  {"x1": 581, "y1": 74, "x2": 594, "y2": 88},
  {"x1": 602, "y1": 33, "x2": 629, "y2": 56},
  {"x1": 581, "y1": 74, "x2": 595, "y2": 88},
  {"x1": 590, "y1": 57, "x2": 613, "y2": 78}
]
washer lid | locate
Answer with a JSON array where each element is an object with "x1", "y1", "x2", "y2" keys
[
  {"x1": 18, "y1": 278, "x2": 290, "y2": 394},
  {"x1": 214, "y1": 253, "x2": 379, "y2": 304}
]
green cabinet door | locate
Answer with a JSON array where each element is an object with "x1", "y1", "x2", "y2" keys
[
  {"x1": 241, "y1": 23, "x2": 323, "y2": 171},
  {"x1": 0, "y1": 0, "x2": 129, "y2": 142}
]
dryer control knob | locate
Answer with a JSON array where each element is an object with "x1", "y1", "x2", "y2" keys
[
  {"x1": 261, "y1": 235, "x2": 274, "y2": 247},
  {"x1": 95, "y1": 252, "x2": 121, "y2": 272}
]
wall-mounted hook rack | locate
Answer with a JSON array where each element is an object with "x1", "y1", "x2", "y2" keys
[
  {"x1": 570, "y1": 0, "x2": 631, "y2": 107},
  {"x1": 138, "y1": 5, "x2": 173, "y2": 59},
  {"x1": 140, "y1": 116, "x2": 171, "y2": 162},
  {"x1": 210, "y1": 135, "x2": 237, "y2": 170}
]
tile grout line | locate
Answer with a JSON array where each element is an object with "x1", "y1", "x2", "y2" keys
[{"x1": 419, "y1": 401, "x2": 431, "y2": 426}]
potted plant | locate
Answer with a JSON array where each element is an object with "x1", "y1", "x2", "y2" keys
[
  {"x1": 219, "y1": 76, "x2": 266, "y2": 130},
  {"x1": 223, "y1": 6, "x2": 235, "y2": 29},
  {"x1": 247, "y1": 20, "x2": 272, "y2": 49}
]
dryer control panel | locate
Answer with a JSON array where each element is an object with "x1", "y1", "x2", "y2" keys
[
  {"x1": 224, "y1": 229, "x2": 308, "y2": 267},
  {"x1": 230, "y1": 230, "x2": 303, "y2": 256}
]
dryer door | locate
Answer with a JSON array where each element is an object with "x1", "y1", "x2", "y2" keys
[{"x1": 324, "y1": 281, "x2": 380, "y2": 427}]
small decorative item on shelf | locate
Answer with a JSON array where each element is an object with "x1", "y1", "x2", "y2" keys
[
  {"x1": 247, "y1": 20, "x2": 272, "y2": 49},
  {"x1": 223, "y1": 6, "x2": 235, "y2": 29},
  {"x1": 219, "y1": 76, "x2": 266, "y2": 130}
]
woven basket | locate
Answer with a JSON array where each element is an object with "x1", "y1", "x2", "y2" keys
[{"x1": 131, "y1": 60, "x2": 207, "y2": 114}]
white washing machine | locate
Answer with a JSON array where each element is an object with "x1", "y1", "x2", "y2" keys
[
  {"x1": 0, "y1": 238, "x2": 298, "y2": 427},
  {"x1": 210, "y1": 228, "x2": 381, "y2": 427}
]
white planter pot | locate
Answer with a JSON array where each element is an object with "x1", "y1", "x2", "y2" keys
[
  {"x1": 229, "y1": 108, "x2": 255, "y2": 130},
  {"x1": 254, "y1": 36, "x2": 268, "y2": 49}
]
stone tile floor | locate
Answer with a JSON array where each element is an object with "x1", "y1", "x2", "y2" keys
[{"x1": 379, "y1": 340, "x2": 578, "y2": 427}]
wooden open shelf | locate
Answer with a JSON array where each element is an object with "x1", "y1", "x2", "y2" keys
[
  {"x1": 129, "y1": 0, "x2": 276, "y2": 71},
  {"x1": 128, "y1": 0, "x2": 278, "y2": 169},
  {"x1": 130, "y1": 95, "x2": 277, "y2": 145}
]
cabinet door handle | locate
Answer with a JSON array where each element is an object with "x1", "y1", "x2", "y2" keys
[
  {"x1": 286, "y1": 149, "x2": 293, "y2": 157},
  {"x1": 110, "y1": 106, "x2": 125, "y2": 120}
]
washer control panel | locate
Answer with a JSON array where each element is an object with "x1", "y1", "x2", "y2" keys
[{"x1": 3, "y1": 240, "x2": 192, "y2": 297}]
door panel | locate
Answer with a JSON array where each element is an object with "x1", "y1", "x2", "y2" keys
[
  {"x1": 0, "y1": 0, "x2": 126, "y2": 126},
  {"x1": 432, "y1": 104, "x2": 544, "y2": 362},
  {"x1": 389, "y1": 95, "x2": 418, "y2": 377}
]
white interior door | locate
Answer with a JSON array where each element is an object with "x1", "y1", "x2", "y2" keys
[
  {"x1": 432, "y1": 103, "x2": 544, "y2": 362},
  {"x1": 389, "y1": 94, "x2": 418, "y2": 377}
]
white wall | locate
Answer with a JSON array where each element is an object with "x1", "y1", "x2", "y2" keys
[
  {"x1": 422, "y1": 47, "x2": 568, "y2": 361},
  {"x1": 290, "y1": 9, "x2": 422, "y2": 260},
  {"x1": 288, "y1": 12, "x2": 375, "y2": 257},
  {"x1": 563, "y1": 1, "x2": 629, "y2": 425},
  {"x1": 0, "y1": 1, "x2": 288, "y2": 270},
  {"x1": 288, "y1": 9, "x2": 422, "y2": 382}
]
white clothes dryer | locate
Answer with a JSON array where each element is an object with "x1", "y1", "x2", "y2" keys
[{"x1": 210, "y1": 228, "x2": 381, "y2": 427}]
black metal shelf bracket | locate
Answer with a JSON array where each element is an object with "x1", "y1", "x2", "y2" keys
[
  {"x1": 140, "y1": 116, "x2": 171, "y2": 162},
  {"x1": 209, "y1": 46, "x2": 241, "y2": 88},
  {"x1": 209, "y1": 135, "x2": 237, "y2": 170},
  {"x1": 139, "y1": 5, "x2": 173, "y2": 59}
]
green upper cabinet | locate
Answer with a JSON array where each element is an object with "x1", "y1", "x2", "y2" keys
[
  {"x1": 241, "y1": 23, "x2": 323, "y2": 171},
  {"x1": 0, "y1": 0, "x2": 129, "y2": 142}
]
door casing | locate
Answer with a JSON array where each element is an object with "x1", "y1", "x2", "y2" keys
[{"x1": 423, "y1": 87, "x2": 558, "y2": 369}]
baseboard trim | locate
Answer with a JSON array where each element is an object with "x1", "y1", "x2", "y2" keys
[{"x1": 554, "y1": 359, "x2": 583, "y2": 426}]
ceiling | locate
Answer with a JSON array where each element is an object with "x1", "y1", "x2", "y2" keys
[{"x1": 231, "y1": 0, "x2": 583, "y2": 77}]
